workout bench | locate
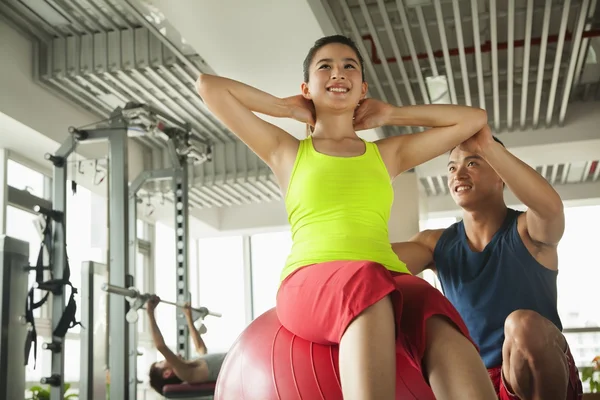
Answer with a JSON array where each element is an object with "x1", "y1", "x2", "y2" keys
[{"x1": 163, "y1": 382, "x2": 216, "y2": 399}]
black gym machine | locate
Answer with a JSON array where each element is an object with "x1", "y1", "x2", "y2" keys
[{"x1": 11, "y1": 102, "x2": 214, "y2": 400}]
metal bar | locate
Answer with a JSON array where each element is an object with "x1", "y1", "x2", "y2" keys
[
  {"x1": 532, "y1": 0, "x2": 553, "y2": 128},
  {"x1": 144, "y1": 67, "x2": 222, "y2": 142},
  {"x1": 0, "y1": 2, "x2": 53, "y2": 42},
  {"x1": 507, "y1": 0, "x2": 515, "y2": 129},
  {"x1": 393, "y1": 0, "x2": 429, "y2": 103},
  {"x1": 452, "y1": 0, "x2": 471, "y2": 106},
  {"x1": 436, "y1": 176, "x2": 446, "y2": 195},
  {"x1": 0, "y1": 237, "x2": 29, "y2": 400},
  {"x1": 359, "y1": 0, "x2": 404, "y2": 107},
  {"x1": 550, "y1": 164, "x2": 559, "y2": 185},
  {"x1": 373, "y1": 0, "x2": 416, "y2": 105},
  {"x1": 433, "y1": 0, "x2": 457, "y2": 103},
  {"x1": 4, "y1": 0, "x2": 65, "y2": 38},
  {"x1": 157, "y1": 65, "x2": 230, "y2": 142},
  {"x1": 79, "y1": 262, "x2": 108, "y2": 400},
  {"x1": 561, "y1": 163, "x2": 570, "y2": 184},
  {"x1": 416, "y1": 6, "x2": 438, "y2": 76},
  {"x1": 520, "y1": 0, "x2": 534, "y2": 129},
  {"x1": 46, "y1": 0, "x2": 93, "y2": 35},
  {"x1": 573, "y1": 0, "x2": 598, "y2": 90},
  {"x1": 107, "y1": 125, "x2": 130, "y2": 400},
  {"x1": 351, "y1": 1, "x2": 577, "y2": 30},
  {"x1": 127, "y1": 178, "x2": 138, "y2": 400},
  {"x1": 0, "y1": 149, "x2": 7, "y2": 234},
  {"x1": 593, "y1": 161, "x2": 600, "y2": 181},
  {"x1": 489, "y1": 0, "x2": 500, "y2": 130},
  {"x1": 558, "y1": 0, "x2": 591, "y2": 125},
  {"x1": 545, "y1": 0, "x2": 572, "y2": 126},
  {"x1": 339, "y1": 0, "x2": 390, "y2": 103},
  {"x1": 426, "y1": 177, "x2": 438, "y2": 196},
  {"x1": 48, "y1": 135, "x2": 73, "y2": 400},
  {"x1": 173, "y1": 164, "x2": 190, "y2": 359},
  {"x1": 563, "y1": 327, "x2": 600, "y2": 333},
  {"x1": 242, "y1": 236, "x2": 254, "y2": 323},
  {"x1": 471, "y1": 0, "x2": 484, "y2": 108},
  {"x1": 83, "y1": 0, "x2": 121, "y2": 31}
]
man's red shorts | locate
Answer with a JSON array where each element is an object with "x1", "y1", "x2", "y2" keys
[
  {"x1": 276, "y1": 260, "x2": 476, "y2": 370},
  {"x1": 488, "y1": 343, "x2": 583, "y2": 400}
]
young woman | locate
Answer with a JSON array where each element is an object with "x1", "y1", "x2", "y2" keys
[
  {"x1": 196, "y1": 35, "x2": 496, "y2": 400},
  {"x1": 146, "y1": 296, "x2": 226, "y2": 395}
]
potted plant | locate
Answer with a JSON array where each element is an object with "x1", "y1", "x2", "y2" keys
[
  {"x1": 26, "y1": 383, "x2": 78, "y2": 400},
  {"x1": 582, "y1": 356, "x2": 600, "y2": 399}
]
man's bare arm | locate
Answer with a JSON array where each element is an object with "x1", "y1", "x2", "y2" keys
[
  {"x1": 184, "y1": 304, "x2": 207, "y2": 356},
  {"x1": 392, "y1": 229, "x2": 444, "y2": 275}
]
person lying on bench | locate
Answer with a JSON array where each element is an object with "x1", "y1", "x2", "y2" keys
[{"x1": 146, "y1": 295, "x2": 227, "y2": 395}]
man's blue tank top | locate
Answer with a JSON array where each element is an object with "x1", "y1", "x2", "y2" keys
[{"x1": 433, "y1": 208, "x2": 563, "y2": 368}]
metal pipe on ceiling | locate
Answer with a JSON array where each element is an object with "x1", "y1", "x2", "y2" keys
[
  {"x1": 507, "y1": 0, "x2": 515, "y2": 130},
  {"x1": 339, "y1": 0, "x2": 403, "y2": 136},
  {"x1": 572, "y1": 0, "x2": 598, "y2": 91},
  {"x1": 45, "y1": 0, "x2": 89, "y2": 36},
  {"x1": 433, "y1": 0, "x2": 456, "y2": 104},
  {"x1": 62, "y1": 0, "x2": 108, "y2": 33},
  {"x1": 97, "y1": 0, "x2": 137, "y2": 29},
  {"x1": 157, "y1": 65, "x2": 231, "y2": 142},
  {"x1": 358, "y1": 0, "x2": 404, "y2": 107},
  {"x1": 561, "y1": 163, "x2": 570, "y2": 184},
  {"x1": 592, "y1": 161, "x2": 600, "y2": 182},
  {"x1": 550, "y1": 163, "x2": 559, "y2": 185},
  {"x1": 520, "y1": 0, "x2": 534, "y2": 129},
  {"x1": 357, "y1": 0, "x2": 414, "y2": 133},
  {"x1": 489, "y1": 0, "x2": 500, "y2": 130},
  {"x1": 375, "y1": 0, "x2": 416, "y2": 105},
  {"x1": 470, "y1": 0, "x2": 486, "y2": 110},
  {"x1": 452, "y1": 0, "x2": 471, "y2": 106},
  {"x1": 84, "y1": 0, "x2": 122, "y2": 31},
  {"x1": 415, "y1": 6, "x2": 439, "y2": 76},
  {"x1": 393, "y1": 0, "x2": 429, "y2": 104},
  {"x1": 144, "y1": 67, "x2": 224, "y2": 143},
  {"x1": 352, "y1": 1, "x2": 578, "y2": 31},
  {"x1": 339, "y1": 0, "x2": 389, "y2": 103},
  {"x1": 545, "y1": 0, "x2": 572, "y2": 127},
  {"x1": 532, "y1": 0, "x2": 553, "y2": 128},
  {"x1": 558, "y1": 0, "x2": 592, "y2": 125}
]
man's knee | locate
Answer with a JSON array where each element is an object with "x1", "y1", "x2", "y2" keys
[{"x1": 504, "y1": 309, "x2": 565, "y2": 362}]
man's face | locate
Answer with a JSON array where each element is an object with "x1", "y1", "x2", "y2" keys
[
  {"x1": 447, "y1": 147, "x2": 504, "y2": 209},
  {"x1": 155, "y1": 360, "x2": 174, "y2": 379}
]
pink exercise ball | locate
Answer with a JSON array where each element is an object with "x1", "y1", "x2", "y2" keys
[{"x1": 215, "y1": 308, "x2": 435, "y2": 399}]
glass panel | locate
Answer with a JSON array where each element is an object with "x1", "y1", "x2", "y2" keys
[
  {"x1": 557, "y1": 205, "x2": 600, "y2": 330},
  {"x1": 564, "y1": 331, "x2": 600, "y2": 368},
  {"x1": 6, "y1": 206, "x2": 43, "y2": 317},
  {"x1": 154, "y1": 222, "x2": 176, "y2": 347},
  {"x1": 198, "y1": 236, "x2": 246, "y2": 353},
  {"x1": 250, "y1": 231, "x2": 292, "y2": 319},
  {"x1": 63, "y1": 338, "x2": 81, "y2": 382},
  {"x1": 7, "y1": 160, "x2": 46, "y2": 199}
]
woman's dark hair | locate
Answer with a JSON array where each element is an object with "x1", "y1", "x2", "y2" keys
[
  {"x1": 149, "y1": 362, "x2": 183, "y2": 394},
  {"x1": 303, "y1": 35, "x2": 366, "y2": 83}
]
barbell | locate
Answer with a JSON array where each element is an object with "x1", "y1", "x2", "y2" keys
[{"x1": 101, "y1": 283, "x2": 222, "y2": 326}]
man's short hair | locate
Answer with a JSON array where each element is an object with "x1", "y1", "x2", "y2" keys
[
  {"x1": 450, "y1": 135, "x2": 505, "y2": 156},
  {"x1": 148, "y1": 362, "x2": 183, "y2": 394}
]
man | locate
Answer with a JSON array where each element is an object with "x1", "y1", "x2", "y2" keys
[
  {"x1": 147, "y1": 295, "x2": 227, "y2": 395},
  {"x1": 393, "y1": 125, "x2": 583, "y2": 400}
]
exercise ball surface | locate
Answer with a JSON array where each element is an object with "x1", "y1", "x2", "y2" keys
[{"x1": 215, "y1": 308, "x2": 435, "y2": 400}]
